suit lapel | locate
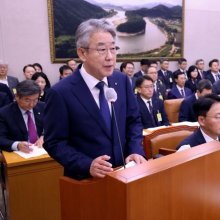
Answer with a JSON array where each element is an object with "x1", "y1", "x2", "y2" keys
[
  {"x1": 13, "y1": 103, "x2": 28, "y2": 136},
  {"x1": 70, "y1": 71, "x2": 111, "y2": 138}
]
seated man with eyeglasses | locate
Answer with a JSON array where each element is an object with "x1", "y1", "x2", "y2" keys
[
  {"x1": 135, "y1": 75, "x2": 169, "y2": 129},
  {"x1": 0, "y1": 80, "x2": 44, "y2": 152},
  {"x1": 177, "y1": 94, "x2": 220, "y2": 150}
]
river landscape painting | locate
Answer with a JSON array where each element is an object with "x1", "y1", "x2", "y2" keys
[{"x1": 48, "y1": 0, "x2": 184, "y2": 62}]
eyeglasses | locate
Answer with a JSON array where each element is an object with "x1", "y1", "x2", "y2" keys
[
  {"x1": 206, "y1": 115, "x2": 220, "y2": 120},
  {"x1": 83, "y1": 46, "x2": 120, "y2": 55},
  {"x1": 141, "y1": 85, "x2": 154, "y2": 89}
]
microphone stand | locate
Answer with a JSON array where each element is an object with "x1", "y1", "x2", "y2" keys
[{"x1": 111, "y1": 102, "x2": 126, "y2": 169}]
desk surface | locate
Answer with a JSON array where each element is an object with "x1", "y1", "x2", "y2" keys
[{"x1": 2, "y1": 151, "x2": 53, "y2": 168}]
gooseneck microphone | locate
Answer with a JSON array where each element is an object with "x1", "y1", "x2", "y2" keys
[{"x1": 105, "y1": 88, "x2": 126, "y2": 169}]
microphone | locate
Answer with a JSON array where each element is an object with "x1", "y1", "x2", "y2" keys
[{"x1": 105, "y1": 88, "x2": 126, "y2": 169}]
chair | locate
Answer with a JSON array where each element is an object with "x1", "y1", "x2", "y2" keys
[
  {"x1": 164, "y1": 98, "x2": 183, "y2": 123},
  {"x1": 143, "y1": 125, "x2": 198, "y2": 159}
]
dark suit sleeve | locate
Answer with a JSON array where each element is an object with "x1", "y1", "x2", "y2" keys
[
  {"x1": 0, "y1": 110, "x2": 14, "y2": 151},
  {"x1": 43, "y1": 88, "x2": 93, "y2": 178},
  {"x1": 179, "y1": 100, "x2": 188, "y2": 122}
]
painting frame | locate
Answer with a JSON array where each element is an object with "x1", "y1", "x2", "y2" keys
[{"x1": 47, "y1": 0, "x2": 185, "y2": 63}]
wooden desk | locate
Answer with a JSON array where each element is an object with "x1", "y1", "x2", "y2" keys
[{"x1": 2, "y1": 152, "x2": 63, "y2": 220}]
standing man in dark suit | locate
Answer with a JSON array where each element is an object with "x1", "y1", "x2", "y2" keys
[
  {"x1": 179, "y1": 79, "x2": 212, "y2": 122},
  {"x1": 205, "y1": 59, "x2": 220, "y2": 84},
  {"x1": 173, "y1": 58, "x2": 188, "y2": 80},
  {"x1": 195, "y1": 59, "x2": 206, "y2": 80},
  {"x1": 133, "y1": 59, "x2": 149, "y2": 78},
  {"x1": 168, "y1": 71, "x2": 192, "y2": 99},
  {"x1": 158, "y1": 58, "x2": 173, "y2": 90},
  {"x1": 120, "y1": 61, "x2": 136, "y2": 91},
  {"x1": 177, "y1": 94, "x2": 220, "y2": 150},
  {"x1": 136, "y1": 75, "x2": 169, "y2": 128},
  {"x1": 0, "y1": 61, "x2": 19, "y2": 96},
  {"x1": 0, "y1": 80, "x2": 44, "y2": 152},
  {"x1": 43, "y1": 19, "x2": 146, "y2": 180},
  {"x1": 147, "y1": 66, "x2": 167, "y2": 100}
]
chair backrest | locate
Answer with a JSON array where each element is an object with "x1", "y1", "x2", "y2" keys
[
  {"x1": 151, "y1": 129, "x2": 193, "y2": 157},
  {"x1": 143, "y1": 125, "x2": 198, "y2": 158},
  {"x1": 164, "y1": 98, "x2": 183, "y2": 123}
]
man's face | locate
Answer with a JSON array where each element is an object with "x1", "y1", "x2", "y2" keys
[
  {"x1": 161, "y1": 61, "x2": 169, "y2": 71},
  {"x1": 196, "y1": 61, "x2": 205, "y2": 71},
  {"x1": 175, "y1": 74, "x2": 186, "y2": 88},
  {"x1": 199, "y1": 102, "x2": 220, "y2": 139},
  {"x1": 61, "y1": 69, "x2": 72, "y2": 78},
  {"x1": 147, "y1": 67, "x2": 158, "y2": 82},
  {"x1": 0, "y1": 64, "x2": 8, "y2": 77},
  {"x1": 16, "y1": 94, "x2": 39, "y2": 111},
  {"x1": 137, "y1": 79, "x2": 154, "y2": 99},
  {"x1": 67, "y1": 60, "x2": 77, "y2": 71},
  {"x1": 141, "y1": 64, "x2": 148, "y2": 74},
  {"x1": 179, "y1": 61, "x2": 187, "y2": 70},
  {"x1": 78, "y1": 31, "x2": 117, "y2": 80},
  {"x1": 123, "y1": 63, "x2": 134, "y2": 78},
  {"x1": 210, "y1": 62, "x2": 219, "y2": 73}
]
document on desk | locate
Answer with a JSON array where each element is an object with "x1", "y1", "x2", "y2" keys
[{"x1": 14, "y1": 146, "x2": 48, "y2": 159}]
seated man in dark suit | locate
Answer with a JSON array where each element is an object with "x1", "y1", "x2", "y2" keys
[
  {"x1": 168, "y1": 71, "x2": 192, "y2": 99},
  {"x1": 177, "y1": 94, "x2": 220, "y2": 150},
  {"x1": 173, "y1": 58, "x2": 188, "y2": 80},
  {"x1": 43, "y1": 19, "x2": 146, "y2": 180},
  {"x1": 0, "y1": 91, "x2": 11, "y2": 108},
  {"x1": 212, "y1": 78, "x2": 220, "y2": 95},
  {"x1": 0, "y1": 80, "x2": 44, "y2": 152},
  {"x1": 179, "y1": 79, "x2": 212, "y2": 122},
  {"x1": 195, "y1": 59, "x2": 206, "y2": 80},
  {"x1": 136, "y1": 75, "x2": 169, "y2": 128}
]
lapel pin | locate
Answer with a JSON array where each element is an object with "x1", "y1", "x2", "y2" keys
[{"x1": 115, "y1": 82, "x2": 118, "y2": 85}]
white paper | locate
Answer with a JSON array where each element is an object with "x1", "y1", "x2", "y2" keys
[
  {"x1": 172, "y1": 121, "x2": 199, "y2": 127},
  {"x1": 177, "y1": 144, "x2": 191, "y2": 152},
  {"x1": 14, "y1": 145, "x2": 48, "y2": 159},
  {"x1": 115, "y1": 161, "x2": 137, "y2": 172}
]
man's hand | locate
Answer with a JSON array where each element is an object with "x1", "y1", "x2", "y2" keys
[
  {"x1": 34, "y1": 136, "x2": 44, "y2": 148},
  {"x1": 17, "y1": 142, "x2": 33, "y2": 153},
  {"x1": 90, "y1": 155, "x2": 113, "y2": 178},
  {"x1": 125, "y1": 154, "x2": 146, "y2": 165}
]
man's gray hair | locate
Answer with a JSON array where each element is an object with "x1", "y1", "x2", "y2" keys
[
  {"x1": 15, "y1": 80, "x2": 41, "y2": 97},
  {"x1": 75, "y1": 19, "x2": 116, "y2": 48}
]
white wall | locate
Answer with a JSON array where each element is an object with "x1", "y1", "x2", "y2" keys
[{"x1": 0, "y1": 0, "x2": 220, "y2": 85}]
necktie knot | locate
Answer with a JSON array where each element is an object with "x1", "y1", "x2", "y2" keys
[{"x1": 96, "y1": 81, "x2": 105, "y2": 91}]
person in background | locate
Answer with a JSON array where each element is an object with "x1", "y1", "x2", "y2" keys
[
  {"x1": 136, "y1": 75, "x2": 169, "y2": 128},
  {"x1": 43, "y1": 18, "x2": 146, "y2": 180},
  {"x1": 23, "y1": 64, "x2": 36, "y2": 80},
  {"x1": 173, "y1": 58, "x2": 188, "y2": 79},
  {"x1": 59, "y1": 65, "x2": 73, "y2": 80},
  {"x1": 0, "y1": 82, "x2": 14, "y2": 102},
  {"x1": 185, "y1": 65, "x2": 199, "y2": 93},
  {"x1": 158, "y1": 58, "x2": 173, "y2": 91},
  {"x1": 168, "y1": 71, "x2": 192, "y2": 99},
  {"x1": 205, "y1": 59, "x2": 220, "y2": 84},
  {"x1": 31, "y1": 72, "x2": 51, "y2": 102},
  {"x1": 179, "y1": 79, "x2": 212, "y2": 122},
  {"x1": 66, "y1": 59, "x2": 77, "y2": 72},
  {"x1": 0, "y1": 80, "x2": 44, "y2": 152},
  {"x1": 177, "y1": 94, "x2": 220, "y2": 150},
  {"x1": 33, "y1": 63, "x2": 43, "y2": 73},
  {"x1": 195, "y1": 59, "x2": 206, "y2": 80},
  {"x1": 149, "y1": 60, "x2": 158, "y2": 69},
  {"x1": 120, "y1": 61, "x2": 136, "y2": 90},
  {"x1": 212, "y1": 79, "x2": 220, "y2": 95},
  {"x1": 134, "y1": 59, "x2": 149, "y2": 78},
  {"x1": 147, "y1": 66, "x2": 167, "y2": 100},
  {"x1": 0, "y1": 61, "x2": 19, "y2": 96}
]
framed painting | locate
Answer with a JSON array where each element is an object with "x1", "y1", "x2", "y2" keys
[{"x1": 48, "y1": 0, "x2": 184, "y2": 62}]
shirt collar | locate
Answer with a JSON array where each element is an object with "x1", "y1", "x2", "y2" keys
[
  {"x1": 80, "y1": 65, "x2": 108, "y2": 90},
  {"x1": 200, "y1": 127, "x2": 218, "y2": 142}
]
